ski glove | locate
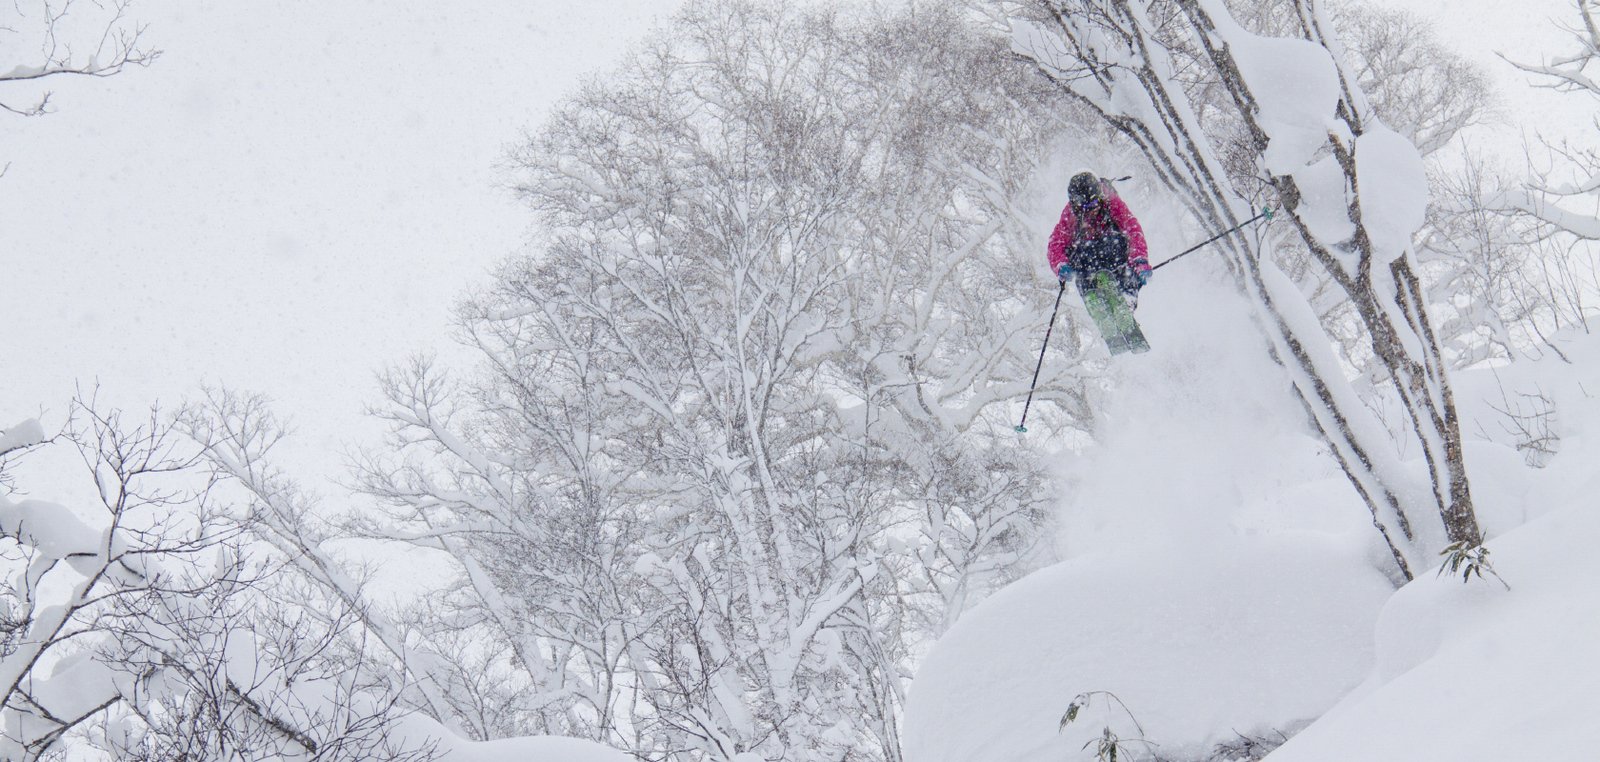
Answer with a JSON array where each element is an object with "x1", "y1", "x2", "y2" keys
[
  {"x1": 1137, "y1": 270, "x2": 1152, "y2": 287},
  {"x1": 1057, "y1": 262, "x2": 1074, "y2": 281}
]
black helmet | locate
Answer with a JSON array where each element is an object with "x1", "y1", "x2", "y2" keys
[{"x1": 1068, "y1": 172, "x2": 1102, "y2": 208}]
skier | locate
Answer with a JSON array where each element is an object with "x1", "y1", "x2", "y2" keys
[{"x1": 1046, "y1": 172, "x2": 1150, "y2": 304}]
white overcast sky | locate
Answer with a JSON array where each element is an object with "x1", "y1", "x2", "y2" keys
[
  {"x1": 3, "y1": 1, "x2": 677, "y2": 493},
  {"x1": 1, "y1": 0, "x2": 1588, "y2": 499}
]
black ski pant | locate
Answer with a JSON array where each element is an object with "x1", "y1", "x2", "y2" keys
[{"x1": 1069, "y1": 233, "x2": 1141, "y2": 297}]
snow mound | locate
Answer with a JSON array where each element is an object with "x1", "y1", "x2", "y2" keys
[
  {"x1": 902, "y1": 534, "x2": 1393, "y2": 762},
  {"x1": 1264, "y1": 331, "x2": 1600, "y2": 761},
  {"x1": 442, "y1": 735, "x2": 634, "y2": 762},
  {"x1": 1265, "y1": 499, "x2": 1600, "y2": 761},
  {"x1": 906, "y1": 263, "x2": 1404, "y2": 762},
  {"x1": 395, "y1": 716, "x2": 633, "y2": 762}
]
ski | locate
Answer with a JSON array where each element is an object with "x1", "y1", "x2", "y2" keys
[{"x1": 1081, "y1": 271, "x2": 1149, "y2": 355}]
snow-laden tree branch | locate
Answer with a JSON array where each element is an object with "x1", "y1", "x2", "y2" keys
[
  {"x1": 0, "y1": 397, "x2": 431, "y2": 761},
  {"x1": 342, "y1": 3, "x2": 1075, "y2": 759},
  {"x1": 1507, "y1": 1, "x2": 1600, "y2": 284},
  {"x1": 0, "y1": 0, "x2": 158, "y2": 118},
  {"x1": 1006, "y1": 0, "x2": 1486, "y2": 579}
]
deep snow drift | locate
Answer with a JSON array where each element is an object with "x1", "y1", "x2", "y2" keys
[
  {"x1": 903, "y1": 254, "x2": 1596, "y2": 760},
  {"x1": 902, "y1": 537, "x2": 1393, "y2": 761},
  {"x1": 1265, "y1": 336, "x2": 1600, "y2": 761},
  {"x1": 904, "y1": 264, "x2": 1403, "y2": 761},
  {"x1": 397, "y1": 716, "x2": 634, "y2": 762}
]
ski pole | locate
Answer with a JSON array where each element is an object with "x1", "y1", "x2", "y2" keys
[
  {"x1": 1150, "y1": 206, "x2": 1274, "y2": 272},
  {"x1": 1015, "y1": 278, "x2": 1069, "y2": 434}
]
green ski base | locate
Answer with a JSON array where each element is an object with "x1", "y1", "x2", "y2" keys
[{"x1": 1081, "y1": 271, "x2": 1150, "y2": 355}]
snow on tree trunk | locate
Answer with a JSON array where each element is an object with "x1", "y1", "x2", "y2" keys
[{"x1": 1010, "y1": 0, "x2": 1484, "y2": 577}]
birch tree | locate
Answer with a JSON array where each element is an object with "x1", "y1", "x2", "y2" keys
[
  {"x1": 1510, "y1": 0, "x2": 1600, "y2": 245},
  {"x1": 1503, "y1": 0, "x2": 1600, "y2": 342},
  {"x1": 351, "y1": 2, "x2": 1074, "y2": 759},
  {"x1": 0, "y1": 401, "x2": 428, "y2": 761},
  {"x1": 1006, "y1": 0, "x2": 1485, "y2": 579}
]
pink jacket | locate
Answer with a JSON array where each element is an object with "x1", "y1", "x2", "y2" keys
[{"x1": 1046, "y1": 186, "x2": 1149, "y2": 275}]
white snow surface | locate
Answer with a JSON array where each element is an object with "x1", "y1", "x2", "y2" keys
[
  {"x1": 395, "y1": 716, "x2": 633, "y2": 762},
  {"x1": 1267, "y1": 501, "x2": 1600, "y2": 761},
  {"x1": 908, "y1": 208, "x2": 1600, "y2": 760},
  {"x1": 905, "y1": 264, "x2": 1398, "y2": 762},
  {"x1": 1387, "y1": 0, "x2": 1595, "y2": 169},
  {"x1": 910, "y1": 285, "x2": 1600, "y2": 761},
  {"x1": 1264, "y1": 333, "x2": 1600, "y2": 761},
  {"x1": 903, "y1": 535, "x2": 1392, "y2": 762}
]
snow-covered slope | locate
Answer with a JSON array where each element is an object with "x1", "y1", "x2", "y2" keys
[
  {"x1": 902, "y1": 535, "x2": 1393, "y2": 761},
  {"x1": 903, "y1": 270, "x2": 1404, "y2": 761},
  {"x1": 905, "y1": 250, "x2": 1600, "y2": 760},
  {"x1": 1266, "y1": 498, "x2": 1600, "y2": 761},
  {"x1": 1264, "y1": 335, "x2": 1600, "y2": 761}
]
